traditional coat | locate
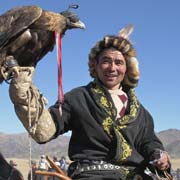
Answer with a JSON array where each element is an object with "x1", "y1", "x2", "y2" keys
[{"x1": 49, "y1": 80, "x2": 164, "y2": 179}]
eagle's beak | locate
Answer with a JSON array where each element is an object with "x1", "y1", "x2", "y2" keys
[{"x1": 68, "y1": 20, "x2": 86, "y2": 29}]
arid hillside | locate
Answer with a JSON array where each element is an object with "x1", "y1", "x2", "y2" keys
[
  {"x1": 1, "y1": 129, "x2": 180, "y2": 179},
  {"x1": 1, "y1": 128, "x2": 180, "y2": 159}
]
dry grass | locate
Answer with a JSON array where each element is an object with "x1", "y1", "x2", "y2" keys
[
  {"x1": 7, "y1": 158, "x2": 180, "y2": 180},
  {"x1": 171, "y1": 158, "x2": 180, "y2": 169}
]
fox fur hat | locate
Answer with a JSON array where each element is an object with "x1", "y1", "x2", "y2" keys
[{"x1": 88, "y1": 25, "x2": 140, "y2": 89}]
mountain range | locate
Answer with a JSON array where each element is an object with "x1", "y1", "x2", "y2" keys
[{"x1": 0, "y1": 128, "x2": 180, "y2": 159}]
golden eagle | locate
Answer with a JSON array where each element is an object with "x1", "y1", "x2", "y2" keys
[{"x1": 0, "y1": 5, "x2": 85, "y2": 83}]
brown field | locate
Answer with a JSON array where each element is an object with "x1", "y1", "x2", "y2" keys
[
  {"x1": 171, "y1": 158, "x2": 180, "y2": 169},
  {"x1": 7, "y1": 158, "x2": 180, "y2": 180}
]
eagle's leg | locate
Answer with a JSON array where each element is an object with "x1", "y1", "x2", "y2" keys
[
  {"x1": 1, "y1": 56, "x2": 33, "y2": 82},
  {"x1": 11, "y1": 66, "x2": 34, "y2": 80},
  {"x1": 0, "y1": 56, "x2": 19, "y2": 82}
]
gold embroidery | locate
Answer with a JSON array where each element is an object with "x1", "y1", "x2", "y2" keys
[
  {"x1": 91, "y1": 81, "x2": 115, "y2": 117},
  {"x1": 90, "y1": 81, "x2": 139, "y2": 162},
  {"x1": 115, "y1": 128, "x2": 132, "y2": 161},
  {"x1": 100, "y1": 96, "x2": 109, "y2": 108},
  {"x1": 118, "y1": 89, "x2": 140, "y2": 126},
  {"x1": 102, "y1": 117, "x2": 113, "y2": 136},
  {"x1": 93, "y1": 87, "x2": 102, "y2": 94}
]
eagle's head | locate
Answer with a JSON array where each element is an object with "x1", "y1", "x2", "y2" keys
[{"x1": 60, "y1": 4, "x2": 85, "y2": 30}]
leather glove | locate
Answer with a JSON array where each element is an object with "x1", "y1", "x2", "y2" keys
[
  {"x1": 9, "y1": 66, "x2": 56, "y2": 143},
  {"x1": 9, "y1": 66, "x2": 35, "y2": 104}
]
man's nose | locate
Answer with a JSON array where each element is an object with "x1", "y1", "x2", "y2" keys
[{"x1": 109, "y1": 62, "x2": 116, "y2": 70}]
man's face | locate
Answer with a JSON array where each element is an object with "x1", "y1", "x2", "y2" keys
[{"x1": 95, "y1": 48, "x2": 126, "y2": 90}]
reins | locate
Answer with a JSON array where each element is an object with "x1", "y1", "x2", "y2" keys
[{"x1": 27, "y1": 83, "x2": 45, "y2": 180}]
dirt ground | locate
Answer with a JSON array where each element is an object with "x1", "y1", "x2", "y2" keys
[{"x1": 7, "y1": 158, "x2": 180, "y2": 180}]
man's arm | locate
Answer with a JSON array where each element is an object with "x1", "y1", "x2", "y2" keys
[
  {"x1": 9, "y1": 66, "x2": 56, "y2": 143},
  {"x1": 137, "y1": 108, "x2": 170, "y2": 171}
]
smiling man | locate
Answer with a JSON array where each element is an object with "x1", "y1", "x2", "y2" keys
[
  {"x1": 8, "y1": 26, "x2": 171, "y2": 180},
  {"x1": 94, "y1": 47, "x2": 127, "y2": 90}
]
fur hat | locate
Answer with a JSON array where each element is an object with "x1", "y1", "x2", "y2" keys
[{"x1": 88, "y1": 25, "x2": 140, "y2": 89}]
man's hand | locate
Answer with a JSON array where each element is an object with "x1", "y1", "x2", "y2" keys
[
  {"x1": 150, "y1": 150, "x2": 170, "y2": 170},
  {"x1": 154, "y1": 151, "x2": 170, "y2": 170}
]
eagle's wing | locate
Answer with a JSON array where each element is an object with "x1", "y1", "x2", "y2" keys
[{"x1": 0, "y1": 6, "x2": 42, "y2": 49}]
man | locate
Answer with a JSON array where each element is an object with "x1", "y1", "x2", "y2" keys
[
  {"x1": 28, "y1": 160, "x2": 38, "y2": 180},
  {"x1": 8, "y1": 25, "x2": 171, "y2": 179},
  {"x1": 59, "y1": 156, "x2": 68, "y2": 173},
  {"x1": 9, "y1": 160, "x2": 17, "y2": 167},
  {"x1": 38, "y1": 155, "x2": 50, "y2": 171}
]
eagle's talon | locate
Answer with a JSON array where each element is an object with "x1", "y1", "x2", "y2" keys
[
  {"x1": 11, "y1": 66, "x2": 20, "y2": 77},
  {"x1": 0, "y1": 57, "x2": 19, "y2": 81}
]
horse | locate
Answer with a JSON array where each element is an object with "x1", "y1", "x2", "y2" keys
[{"x1": 0, "y1": 152, "x2": 24, "y2": 180}]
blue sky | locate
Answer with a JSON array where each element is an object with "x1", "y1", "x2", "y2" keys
[{"x1": 0, "y1": 0, "x2": 180, "y2": 133}]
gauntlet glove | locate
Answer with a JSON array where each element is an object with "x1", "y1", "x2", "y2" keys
[{"x1": 9, "y1": 66, "x2": 56, "y2": 143}]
